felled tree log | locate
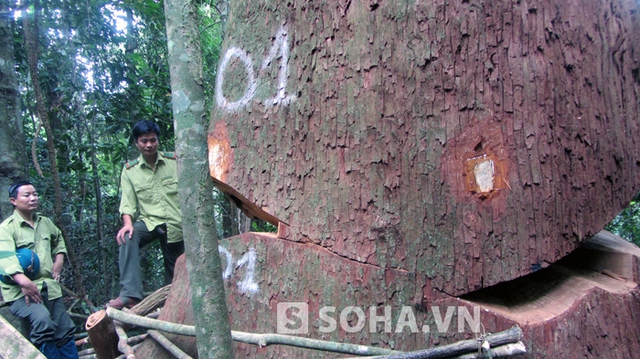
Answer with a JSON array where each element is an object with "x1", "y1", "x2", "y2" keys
[
  {"x1": 0, "y1": 313, "x2": 46, "y2": 359},
  {"x1": 455, "y1": 231, "x2": 640, "y2": 358},
  {"x1": 83, "y1": 285, "x2": 169, "y2": 359},
  {"x1": 85, "y1": 310, "x2": 119, "y2": 359},
  {"x1": 214, "y1": 231, "x2": 640, "y2": 358},
  {"x1": 208, "y1": 0, "x2": 640, "y2": 299},
  {"x1": 205, "y1": 0, "x2": 640, "y2": 357}
]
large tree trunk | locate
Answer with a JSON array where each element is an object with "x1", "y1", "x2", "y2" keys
[
  {"x1": 204, "y1": 0, "x2": 640, "y2": 357},
  {"x1": 209, "y1": 0, "x2": 640, "y2": 299},
  {"x1": 0, "y1": 0, "x2": 26, "y2": 221}
]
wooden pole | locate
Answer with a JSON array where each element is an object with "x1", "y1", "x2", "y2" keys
[
  {"x1": 361, "y1": 326, "x2": 524, "y2": 359},
  {"x1": 106, "y1": 307, "x2": 399, "y2": 356},
  {"x1": 78, "y1": 334, "x2": 148, "y2": 357},
  {"x1": 114, "y1": 320, "x2": 135, "y2": 359},
  {"x1": 0, "y1": 313, "x2": 47, "y2": 359},
  {"x1": 456, "y1": 342, "x2": 527, "y2": 359},
  {"x1": 106, "y1": 307, "x2": 525, "y2": 357},
  {"x1": 148, "y1": 330, "x2": 193, "y2": 359}
]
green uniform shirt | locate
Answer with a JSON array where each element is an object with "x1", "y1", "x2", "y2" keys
[
  {"x1": 119, "y1": 151, "x2": 183, "y2": 243},
  {"x1": 0, "y1": 210, "x2": 67, "y2": 303}
]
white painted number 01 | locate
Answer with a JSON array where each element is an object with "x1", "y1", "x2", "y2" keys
[{"x1": 216, "y1": 26, "x2": 296, "y2": 111}]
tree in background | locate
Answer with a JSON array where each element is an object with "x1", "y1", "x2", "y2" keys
[
  {"x1": 0, "y1": 0, "x2": 230, "y2": 311},
  {"x1": 0, "y1": 0, "x2": 26, "y2": 220}
]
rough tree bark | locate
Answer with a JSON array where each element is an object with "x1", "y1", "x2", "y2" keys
[
  {"x1": 0, "y1": 0, "x2": 26, "y2": 221},
  {"x1": 209, "y1": 0, "x2": 640, "y2": 299},
  {"x1": 203, "y1": 0, "x2": 640, "y2": 357},
  {"x1": 163, "y1": 0, "x2": 235, "y2": 357}
]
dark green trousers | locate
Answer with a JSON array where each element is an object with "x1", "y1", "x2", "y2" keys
[{"x1": 118, "y1": 221, "x2": 184, "y2": 299}]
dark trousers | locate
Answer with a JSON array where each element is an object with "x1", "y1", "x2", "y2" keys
[
  {"x1": 118, "y1": 221, "x2": 184, "y2": 299},
  {"x1": 10, "y1": 283, "x2": 76, "y2": 350}
]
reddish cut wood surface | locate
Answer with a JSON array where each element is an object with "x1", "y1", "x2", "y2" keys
[
  {"x1": 218, "y1": 231, "x2": 640, "y2": 358},
  {"x1": 128, "y1": 232, "x2": 640, "y2": 358},
  {"x1": 208, "y1": 0, "x2": 640, "y2": 298}
]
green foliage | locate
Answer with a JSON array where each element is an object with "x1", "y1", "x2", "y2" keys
[
  {"x1": 5, "y1": 0, "x2": 227, "y2": 309},
  {"x1": 605, "y1": 192, "x2": 640, "y2": 247},
  {"x1": 197, "y1": 0, "x2": 224, "y2": 110}
]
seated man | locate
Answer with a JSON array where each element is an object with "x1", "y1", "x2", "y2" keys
[
  {"x1": 0, "y1": 180, "x2": 79, "y2": 359},
  {"x1": 107, "y1": 120, "x2": 184, "y2": 309}
]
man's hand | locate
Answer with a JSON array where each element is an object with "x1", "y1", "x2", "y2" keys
[
  {"x1": 12, "y1": 273, "x2": 42, "y2": 305},
  {"x1": 116, "y1": 215, "x2": 134, "y2": 245},
  {"x1": 52, "y1": 253, "x2": 64, "y2": 281},
  {"x1": 116, "y1": 224, "x2": 134, "y2": 245}
]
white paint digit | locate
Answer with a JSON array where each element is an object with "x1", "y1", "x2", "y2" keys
[
  {"x1": 216, "y1": 47, "x2": 257, "y2": 111},
  {"x1": 218, "y1": 245, "x2": 234, "y2": 280},
  {"x1": 236, "y1": 248, "x2": 259, "y2": 294},
  {"x1": 218, "y1": 245, "x2": 260, "y2": 294},
  {"x1": 261, "y1": 26, "x2": 297, "y2": 107}
]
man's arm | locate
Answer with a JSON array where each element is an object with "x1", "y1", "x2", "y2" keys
[
  {"x1": 117, "y1": 167, "x2": 138, "y2": 245},
  {"x1": 52, "y1": 253, "x2": 64, "y2": 281},
  {"x1": 48, "y1": 219, "x2": 68, "y2": 280},
  {"x1": 0, "y1": 227, "x2": 25, "y2": 286}
]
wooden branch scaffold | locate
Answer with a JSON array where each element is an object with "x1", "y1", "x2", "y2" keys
[{"x1": 82, "y1": 306, "x2": 525, "y2": 359}]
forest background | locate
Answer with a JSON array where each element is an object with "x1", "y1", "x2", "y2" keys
[{"x1": 0, "y1": 0, "x2": 637, "y2": 322}]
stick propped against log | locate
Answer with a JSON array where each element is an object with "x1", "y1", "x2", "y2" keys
[
  {"x1": 105, "y1": 307, "x2": 525, "y2": 358},
  {"x1": 0, "y1": 313, "x2": 47, "y2": 359}
]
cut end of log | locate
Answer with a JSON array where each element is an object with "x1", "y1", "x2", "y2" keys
[
  {"x1": 85, "y1": 310, "x2": 107, "y2": 331},
  {"x1": 459, "y1": 231, "x2": 639, "y2": 324}
]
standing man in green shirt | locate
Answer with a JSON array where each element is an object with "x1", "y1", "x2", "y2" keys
[
  {"x1": 0, "y1": 180, "x2": 79, "y2": 359},
  {"x1": 107, "y1": 120, "x2": 184, "y2": 309}
]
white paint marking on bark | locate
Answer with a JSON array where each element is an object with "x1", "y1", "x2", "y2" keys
[
  {"x1": 217, "y1": 245, "x2": 259, "y2": 294},
  {"x1": 474, "y1": 158, "x2": 494, "y2": 192},
  {"x1": 218, "y1": 245, "x2": 234, "y2": 279},
  {"x1": 261, "y1": 26, "x2": 297, "y2": 107},
  {"x1": 216, "y1": 47, "x2": 257, "y2": 110},
  {"x1": 236, "y1": 248, "x2": 259, "y2": 294},
  {"x1": 216, "y1": 25, "x2": 296, "y2": 111}
]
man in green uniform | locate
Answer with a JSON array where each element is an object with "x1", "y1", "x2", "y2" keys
[
  {"x1": 0, "y1": 180, "x2": 79, "y2": 359},
  {"x1": 107, "y1": 120, "x2": 184, "y2": 309}
]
